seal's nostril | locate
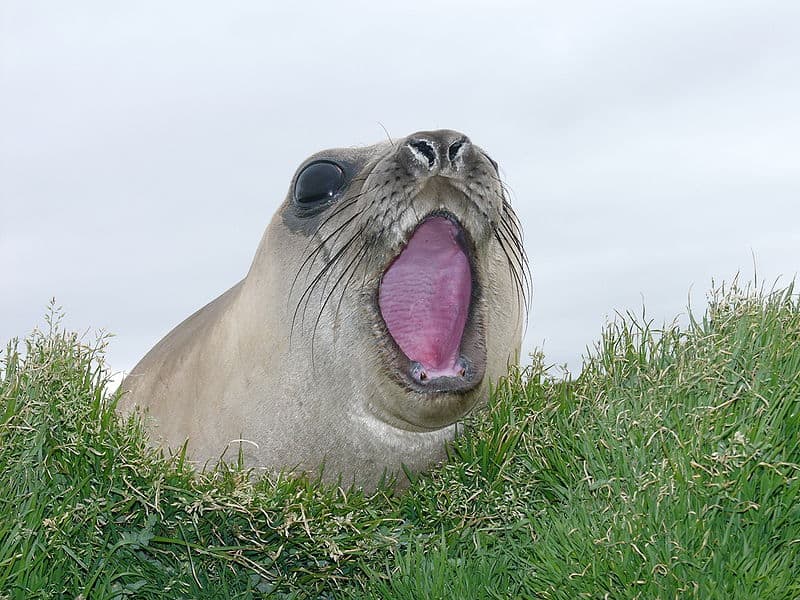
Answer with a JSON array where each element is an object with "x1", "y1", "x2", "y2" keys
[
  {"x1": 447, "y1": 138, "x2": 468, "y2": 165},
  {"x1": 407, "y1": 139, "x2": 437, "y2": 169}
]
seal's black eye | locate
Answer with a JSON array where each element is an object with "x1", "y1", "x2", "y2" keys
[{"x1": 294, "y1": 161, "x2": 346, "y2": 206}]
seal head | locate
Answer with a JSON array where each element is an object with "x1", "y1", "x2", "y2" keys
[{"x1": 120, "y1": 129, "x2": 529, "y2": 489}]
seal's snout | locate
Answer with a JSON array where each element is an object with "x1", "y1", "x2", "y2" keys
[{"x1": 405, "y1": 130, "x2": 471, "y2": 172}]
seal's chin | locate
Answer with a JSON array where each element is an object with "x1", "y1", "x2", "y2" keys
[{"x1": 378, "y1": 215, "x2": 480, "y2": 392}]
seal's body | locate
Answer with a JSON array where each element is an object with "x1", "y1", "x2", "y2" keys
[{"x1": 120, "y1": 130, "x2": 528, "y2": 488}]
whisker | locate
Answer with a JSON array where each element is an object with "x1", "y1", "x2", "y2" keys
[
  {"x1": 311, "y1": 239, "x2": 372, "y2": 361},
  {"x1": 289, "y1": 210, "x2": 361, "y2": 304},
  {"x1": 497, "y1": 221, "x2": 532, "y2": 305},
  {"x1": 493, "y1": 228, "x2": 528, "y2": 321},
  {"x1": 486, "y1": 180, "x2": 532, "y2": 320},
  {"x1": 291, "y1": 226, "x2": 365, "y2": 343},
  {"x1": 289, "y1": 181, "x2": 387, "y2": 305},
  {"x1": 335, "y1": 238, "x2": 376, "y2": 325}
]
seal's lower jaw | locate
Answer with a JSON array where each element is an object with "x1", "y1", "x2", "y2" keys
[{"x1": 378, "y1": 215, "x2": 486, "y2": 395}]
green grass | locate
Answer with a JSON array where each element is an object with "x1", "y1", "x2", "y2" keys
[{"x1": 1, "y1": 281, "x2": 799, "y2": 599}]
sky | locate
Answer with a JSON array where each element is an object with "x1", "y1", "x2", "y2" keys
[{"x1": 2, "y1": 1, "x2": 799, "y2": 383}]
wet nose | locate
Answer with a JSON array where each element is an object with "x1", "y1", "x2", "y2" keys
[{"x1": 405, "y1": 129, "x2": 471, "y2": 171}]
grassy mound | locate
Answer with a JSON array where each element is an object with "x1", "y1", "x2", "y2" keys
[{"x1": 1, "y1": 282, "x2": 798, "y2": 599}]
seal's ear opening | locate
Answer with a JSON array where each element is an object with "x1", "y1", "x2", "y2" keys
[{"x1": 294, "y1": 161, "x2": 346, "y2": 207}]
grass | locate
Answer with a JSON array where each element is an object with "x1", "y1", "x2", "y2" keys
[{"x1": 1, "y1": 280, "x2": 799, "y2": 599}]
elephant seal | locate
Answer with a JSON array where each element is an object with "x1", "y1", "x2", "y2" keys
[{"x1": 119, "y1": 129, "x2": 529, "y2": 489}]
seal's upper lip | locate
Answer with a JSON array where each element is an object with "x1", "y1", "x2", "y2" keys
[{"x1": 376, "y1": 212, "x2": 482, "y2": 392}]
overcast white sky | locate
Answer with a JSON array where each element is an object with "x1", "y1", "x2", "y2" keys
[{"x1": 2, "y1": 1, "x2": 799, "y2": 380}]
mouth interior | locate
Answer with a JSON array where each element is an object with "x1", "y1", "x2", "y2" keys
[{"x1": 378, "y1": 216, "x2": 472, "y2": 379}]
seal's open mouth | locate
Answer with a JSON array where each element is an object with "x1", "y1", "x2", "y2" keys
[{"x1": 378, "y1": 216, "x2": 473, "y2": 382}]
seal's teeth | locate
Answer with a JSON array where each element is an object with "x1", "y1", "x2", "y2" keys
[
  {"x1": 410, "y1": 361, "x2": 428, "y2": 383},
  {"x1": 458, "y1": 356, "x2": 469, "y2": 377}
]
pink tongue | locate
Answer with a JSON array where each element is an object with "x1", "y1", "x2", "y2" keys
[{"x1": 378, "y1": 217, "x2": 472, "y2": 377}]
